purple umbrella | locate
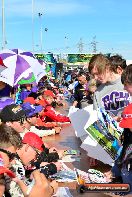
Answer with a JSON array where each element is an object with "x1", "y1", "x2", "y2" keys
[{"x1": 0, "y1": 49, "x2": 46, "y2": 86}]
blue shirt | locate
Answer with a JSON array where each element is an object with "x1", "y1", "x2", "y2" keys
[{"x1": 0, "y1": 84, "x2": 11, "y2": 97}]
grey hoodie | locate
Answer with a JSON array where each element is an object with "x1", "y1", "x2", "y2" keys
[{"x1": 93, "y1": 77, "x2": 131, "y2": 116}]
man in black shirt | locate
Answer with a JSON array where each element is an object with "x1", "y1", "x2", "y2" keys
[{"x1": 72, "y1": 71, "x2": 92, "y2": 109}]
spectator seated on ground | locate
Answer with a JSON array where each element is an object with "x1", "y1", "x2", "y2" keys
[
  {"x1": 23, "y1": 96, "x2": 61, "y2": 128},
  {"x1": 22, "y1": 101, "x2": 55, "y2": 138},
  {"x1": 17, "y1": 132, "x2": 62, "y2": 177},
  {"x1": 22, "y1": 101, "x2": 62, "y2": 137},
  {"x1": 0, "y1": 104, "x2": 27, "y2": 135},
  {"x1": 0, "y1": 124, "x2": 57, "y2": 197},
  {"x1": 20, "y1": 104, "x2": 64, "y2": 156},
  {"x1": 19, "y1": 84, "x2": 32, "y2": 101},
  {"x1": 0, "y1": 103, "x2": 49, "y2": 138},
  {"x1": 0, "y1": 104, "x2": 62, "y2": 154},
  {"x1": 42, "y1": 90, "x2": 70, "y2": 123}
]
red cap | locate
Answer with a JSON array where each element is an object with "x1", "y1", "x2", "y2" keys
[
  {"x1": 22, "y1": 132, "x2": 43, "y2": 151},
  {"x1": 119, "y1": 103, "x2": 132, "y2": 128},
  {"x1": 43, "y1": 90, "x2": 56, "y2": 98},
  {"x1": 0, "y1": 155, "x2": 16, "y2": 178},
  {"x1": 23, "y1": 97, "x2": 36, "y2": 105}
]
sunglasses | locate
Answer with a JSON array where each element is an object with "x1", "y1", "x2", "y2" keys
[
  {"x1": 18, "y1": 117, "x2": 27, "y2": 124},
  {"x1": 29, "y1": 147, "x2": 40, "y2": 166},
  {"x1": 121, "y1": 114, "x2": 132, "y2": 118},
  {"x1": 30, "y1": 113, "x2": 39, "y2": 118},
  {"x1": 32, "y1": 146, "x2": 40, "y2": 157},
  {"x1": 0, "y1": 148, "x2": 18, "y2": 162},
  {"x1": 23, "y1": 143, "x2": 40, "y2": 157},
  {"x1": 12, "y1": 117, "x2": 27, "y2": 125}
]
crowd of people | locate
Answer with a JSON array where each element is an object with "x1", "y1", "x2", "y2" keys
[
  {"x1": 72, "y1": 55, "x2": 132, "y2": 196},
  {"x1": 0, "y1": 76, "x2": 71, "y2": 197},
  {"x1": 0, "y1": 54, "x2": 132, "y2": 196}
]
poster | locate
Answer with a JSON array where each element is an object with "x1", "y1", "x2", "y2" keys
[
  {"x1": 86, "y1": 121, "x2": 118, "y2": 160},
  {"x1": 81, "y1": 135, "x2": 114, "y2": 165},
  {"x1": 84, "y1": 108, "x2": 123, "y2": 161},
  {"x1": 69, "y1": 105, "x2": 98, "y2": 138}
]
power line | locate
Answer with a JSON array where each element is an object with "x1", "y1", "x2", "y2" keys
[
  {"x1": 90, "y1": 36, "x2": 98, "y2": 53},
  {"x1": 77, "y1": 38, "x2": 85, "y2": 53}
]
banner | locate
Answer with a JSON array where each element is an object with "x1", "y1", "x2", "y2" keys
[
  {"x1": 35, "y1": 53, "x2": 57, "y2": 78},
  {"x1": 67, "y1": 54, "x2": 94, "y2": 63},
  {"x1": 35, "y1": 53, "x2": 56, "y2": 64}
]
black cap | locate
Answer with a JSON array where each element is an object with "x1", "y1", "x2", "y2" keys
[{"x1": 0, "y1": 104, "x2": 26, "y2": 123}]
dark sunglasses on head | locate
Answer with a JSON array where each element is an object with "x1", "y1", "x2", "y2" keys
[
  {"x1": 0, "y1": 148, "x2": 19, "y2": 161},
  {"x1": 30, "y1": 113, "x2": 39, "y2": 118}
]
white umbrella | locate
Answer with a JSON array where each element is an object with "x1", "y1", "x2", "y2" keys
[{"x1": 0, "y1": 49, "x2": 46, "y2": 86}]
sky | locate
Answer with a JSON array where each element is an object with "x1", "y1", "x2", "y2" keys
[{"x1": 0, "y1": 0, "x2": 132, "y2": 59}]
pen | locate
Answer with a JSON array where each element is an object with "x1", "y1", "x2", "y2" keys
[{"x1": 74, "y1": 168, "x2": 80, "y2": 184}]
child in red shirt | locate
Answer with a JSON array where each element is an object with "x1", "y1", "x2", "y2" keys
[{"x1": 42, "y1": 90, "x2": 70, "y2": 123}]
